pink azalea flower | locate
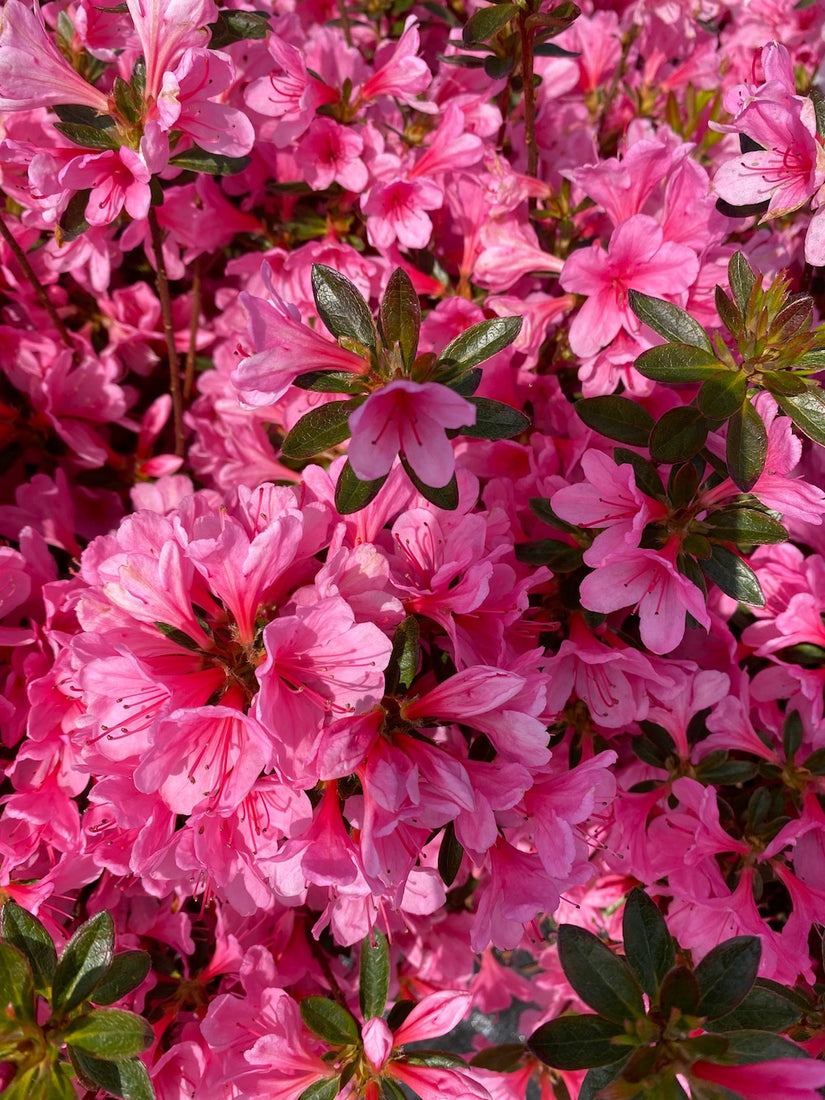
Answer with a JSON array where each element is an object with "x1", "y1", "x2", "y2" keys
[
  {"x1": 361, "y1": 175, "x2": 444, "y2": 250},
  {"x1": 692, "y1": 1057, "x2": 825, "y2": 1099},
  {"x1": 347, "y1": 379, "x2": 475, "y2": 487},
  {"x1": 358, "y1": 16, "x2": 432, "y2": 109},
  {"x1": 157, "y1": 48, "x2": 254, "y2": 157},
  {"x1": 125, "y1": 0, "x2": 217, "y2": 101},
  {"x1": 296, "y1": 118, "x2": 368, "y2": 192},
  {"x1": 243, "y1": 34, "x2": 338, "y2": 147},
  {"x1": 560, "y1": 214, "x2": 699, "y2": 358}
]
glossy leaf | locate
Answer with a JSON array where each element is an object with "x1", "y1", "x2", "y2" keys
[
  {"x1": 775, "y1": 386, "x2": 825, "y2": 446},
  {"x1": 54, "y1": 122, "x2": 120, "y2": 150},
  {"x1": 207, "y1": 9, "x2": 270, "y2": 48},
  {"x1": 385, "y1": 616, "x2": 420, "y2": 695},
  {"x1": 300, "y1": 996, "x2": 360, "y2": 1045},
  {"x1": 437, "y1": 821, "x2": 464, "y2": 887},
  {"x1": 728, "y1": 251, "x2": 756, "y2": 315},
  {"x1": 281, "y1": 400, "x2": 358, "y2": 460},
  {"x1": 1, "y1": 900, "x2": 57, "y2": 997},
  {"x1": 437, "y1": 316, "x2": 522, "y2": 372},
  {"x1": 634, "y1": 343, "x2": 723, "y2": 383},
  {"x1": 622, "y1": 889, "x2": 675, "y2": 997},
  {"x1": 722, "y1": 1029, "x2": 811, "y2": 1062},
  {"x1": 714, "y1": 285, "x2": 744, "y2": 338},
  {"x1": 463, "y1": 3, "x2": 517, "y2": 43},
  {"x1": 380, "y1": 267, "x2": 420, "y2": 369},
  {"x1": 69, "y1": 1050, "x2": 155, "y2": 1100},
  {"x1": 470, "y1": 1043, "x2": 527, "y2": 1071},
  {"x1": 528, "y1": 1013, "x2": 625, "y2": 1069},
  {"x1": 558, "y1": 925, "x2": 645, "y2": 1023},
  {"x1": 578, "y1": 1056, "x2": 633, "y2": 1100},
  {"x1": 293, "y1": 370, "x2": 366, "y2": 394},
  {"x1": 460, "y1": 397, "x2": 530, "y2": 439},
  {"x1": 628, "y1": 290, "x2": 713, "y2": 352},
  {"x1": 694, "y1": 935, "x2": 761, "y2": 1020},
  {"x1": 0, "y1": 942, "x2": 35, "y2": 1023},
  {"x1": 447, "y1": 367, "x2": 483, "y2": 396},
  {"x1": 334, "y1": 461, "x2": 387, "y2": 514},
  {"x1": 64, "y1": 1008, "x2": 153, "y2": 1058},
  {"x1": 575, "y1": 395, "x2": 654, "y2": 446},
  {"x1": 726, "y1": 400, "x2": 768, "y2": 491},
  {"x1": 90, "y1": 950, "x2": 151, "y2": 1006},
  {"x1": 705, "y1": 507, "x2": 787, "y2": 546},
  {"x1": 52, "y1": 910, "x2": 115, "y2": 1017},
  {"x1": 400, "y1": 456, "x2": 459, "y2": 509},
  {"x1": 649, "y1": 406, "x2": 708, "y2": 463},
  {"x1": 297, "y1": 1079, "x2": 342, "y2": 1100},
  {"x1": 613, "y1": 449, "x2": 667, "y2": 502},
  {"x1": 711, "y1": 981, "x2": 802, "y2": 1032},
  {"x1": 59, "y1": 189, "x2": 91, "y2": 241},
  {"x1": 700, "y1": 544, "x2": 764, "y2": 606},
  {"x1": 311, "y1": 264, "x2": 377, "y2": 350},
  {"x1": 697, "y1": 371, "x2": 747, "y2": 420},
  {"x1": 759, "y1": 370, "x2": 808, "y2": 395},
  {"x1": 168, "y1": 147, "x2": 250, "y2": 174},
  {"x1": 659, "y1": 965, "x2": 701, "y2": 1018},
  {"x1": 359, "y1": 932, "x2": 390, "y2": 1021}
]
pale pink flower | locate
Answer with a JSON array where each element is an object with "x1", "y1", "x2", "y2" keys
[
  {"x1": 347, "y1": 379, "x2": 475, "y2": 487},
  {"x1": 125, "y1": 0, "x2": 217, "y2": 100}
]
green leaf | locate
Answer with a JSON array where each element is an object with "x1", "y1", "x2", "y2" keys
[
  {"x1": 53, "y1": 122, "x2": 121, "y2": 150},
  {"x1": 775, "y1": 386, "x2": 825, "y2": 446},
  {"x1": 385, "y1": 616, "x2": 420, "y2": 696},
  {"x1": 311, "y1": 264, "x2": 377, "y2": 350},
  {"x1": 281, "y1": 400, "x2": 358, "y2": 460},
  {"x1": 0, "y1": 942, "x2": 35, "y2": 1023},
  {"x1": 334, "y1": 461, "x2": 387, "y2": 514},
  {"x1": 379, "y1": 267, "x2": 420, "y2": 369},
  {"x1": 697, "y1": 371, "x2": 747, "y2": 420},
  {"x1": 400, "y1": 456, "x2": 459, "y2": 510},
  {"x1": 613, "y1": 449, "x2": 667, "y2": 502},
  {"x1": 297, "y1": 1079, "x2": 342, "y2": 1100},
  {"x1": 112, "y1": 75, "x2": 142, "y2": 125},
  {"x1": 43, "y1": 1064, "x2": 77, "y2": 1100},
  {"x1": 463, "y1": 3, "x2": 517, "y2": 43},
  {"x1": 728, "y1": 251, "x2": 756, "y2": 316},
  {"x1": 484, "y1": 54, "x2": 515, "y2": 78},
  {"x1": 557, "y1": 925, "x2": 646, "y2": 1023},
  {"x1": 404, "y1": 1050, "x2": 468, "y2": 1068},
  {"x1": 578, "y1": 1056, "x2": 633, "y2": 1100},
  {"x1": 69, "y1": 1050, "x2": 155, "y2": 1100},
  {"x1": 721, "y1": 1029, "x2": 811, "y2": 1062},
  {"x1": 726, "y1": 400, "x2": 768, "y2": 492},
  {"x1": 715, "y1": 285, "x2": 744, "y2": 338},
  {"x1": 759, "y1": 370, "x2": 808, "y2": 396},
  {"x1": 621, "y1": 889, "x2": 675, "y2": 997},
  {"x1": 515, "y1": 539, "x2": 583, "y2": 570},
  {"x1": 694, "y1": 935, "x2": 761, "y2": 1020},
  {"x1": 293, "y1": 370, "x2": 366, "y2": 394},
  {"x1": 59, "y1": 189, "x2": 91, "y2": 241},
  {"x1": 447, "y1": 367, "x2": 483, "y2": 396},
  {"x1": 52, "y1": 103, "x2": 111, "y2": 126},
  {"x1": 628, "y1": 291, "x2": 713, "y2": 352},
  {"x1": 700, "y1": 544, "x2": 764, "y2": 606},
  {"x1": 649, "y1": 407, "x2": 708, "y2": 464},
  {"x1": 1, "y1": 900, "x2": 57, "y2": 997},
  {"x1": 64, "y1": 1007, "x2": 153, "y2": 1058},
  {"x1": 52, "y1": 910, "x2": 114, "y2": 1017},
  {"x1": 528, "y1": 1014, "x2": 625, "y2": 1070},
  {"x1": 154, "y1": 622, "x2": 202, "y2": 651},
  {"x1": 659, "y1": 965, "x2": 701, "y2": 1018},
  {"x1": 470, "y1": 1043, "x2": 526, "y2": 1072},
  {"x1": 711, "y1": 981, "x2": 802, "y2": 1032},
  {"x1": 168, "y1": 147, "x2": 250, "y2": 174},
  {"x1": 207, "y1": 9, "x2": 270, "y2": 48},
  {"x1": 437, "y1": 316, "x2": 522, "y2": 372},
  {"x1": 705, "y1": 507, "x2": 788, "y2": 546},
  {"x1": 437, "y1": 820, "x2": 464, "y2": 887},
  {"x1": 783, "y1": 710, "x2": 804, "y2": 760},
  {"x1": 380, "y1": 1079, "x2": 408, "y2": 1100},
  {"x1": 91, "y1": 950, "x2": 151, "y2": 1005},
  {"x1": 300, "y1": 997, "x2": 360, "y2": 1045},
  {"x1": 634, "y1": 343, "x2": 723, "y2": 383},
  {"x1": 575, "y1": 396, "x2": 654, "y2": 446},
  {"x1": 459, "y1": 397, "x2": 530, "y2": 440},
  {"x1": 359, "y1": 932, "x2": 390, "y2": 1021}
]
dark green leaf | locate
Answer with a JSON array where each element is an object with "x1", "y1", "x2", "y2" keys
[
  {"x1": 534, "y1": 41, "x2": 581, "y2": 56},
  {"x1": 300, "y1": 996, "x2": 360, "y2": 1045},
  {"x1": 52, "y1": 910, "x2": 114, "y2": 1017},
  {"x1": 297, "y1": 1079, "x2": 342, "y2": 1100},
  {"x1": 91, "y1": 951, "x2": 151, "y2": 1005},
  {"x1": 154, "y1": 622, "x2": 202, "y2": 651},
  {"x1": 613, "y1": 448, "x2": 667, "y2": 502},
  {"x1": 400, "y1": 457, "x2": 458, "y2": 509},
  {"x1": 385, "y1": 616, "x2": 420, "y2": 695},
  {"x1": 64, "y1": 1008, "x2": 153, "y2": 1058},
  {"x1": 759, "y1": 370, "x2": 808, "y2": 395},
  {"x1": 112, "y1": 76, "x2": 142, "y2": 125},
  {"x1": 622, "y1": 889, "x2": 675, "y2": 997},
  {"x1": 659, "y1": 966, "x2": 701, "y2": 1018},
  {"x1": 775, "y1": 386, "x2": 825, "y2": 446},
  {"x1": 634, "y1": 343, "x2": 723, "y2": 383},
  {"x1": 649, "y1": 406, "x2": 708, "y2": 464},
  {"x1": 705, "y1": 506, "x2": 788, "y2": 546},
  {"x1": 207, "y1": 9, "x2": 270, "y2": 48},
  {"x1": 42, "y1": 1065, "x2": 77, "y2": 1100},
  {"x1": 794, "y1": 347, "x2": 825, "y2": 369},
  {"x1": 311, "y1": 264, "x2": 377, "y2": 350},
  {"x1": 726, "y1": 400, "x2": 768, "y2": 492},
  {"x1": 447, "y1": 367, "x2": 483, "y2": 396},
  {"x1": 59, "y1": 189, "x2": 91, "y2": 241},
  {"x1": 668, "y1": 460, "x2": 700, "y2": 509},
  {"x1": 628, "y1": 291, "x2": 712, "y2": 351},
  {"x1": 783, "y1": 711, "x2": 804, "y2": 761},
  {"x1": 54, "y1": 122, "x2": 121, "y2": 150},
  {"x1": 697, "y1": 371, "x2": 747, "y2": 420},
  {"x1": 359, "y1": 932, "x2": 390, "y2": 1021},
  {"x1": 728, "y1": 252, "x2": 756, "y2": 316},
  {"x1": 558, "y1": 925, "x2": 645, "y2": 1023},
  {"x1": 463, "y1": 3, "x2": 517, "y2": 43},
  {"x1": 711, "y1": 982, "x2": 802, "y2": 1032},
  {"x1": 700, "y1": 544, "x2": 764, "y2": 606},
  {"x1": 528, "y1": 1014, "x2": 625, "y2": 1069},
  {"x1": 695, "y1": 935, "x2": 761, "y2": 1020},
  {"x1": 694, "y1": 758, "x2": 758, "y2": 784},
  {"x1": 334, "y1": 461, "x2": 387, "y2": 514},
  {"x1": 575, "y1": 396, "x2": 654, "y2": 446},
  {"x1": 404, "y1": 1050, "x2": 467, "y2": 1068},
  {"x1": 722, "y1": 1029, "x2": 811, "y2": 1062},
  {"x1": 804, "y1": 746, "x2": 825, "y2": 774},
  {"x1": 515, "y1": 539, "x2": 583, "y2": 571},
  {"x1": 484, "y1": 54, "x2": 515, "y2": 78},
  {"x1": 437, "y1": 821, "x2": 464, "y2": 887},
  {"x1": 168, "y1": 147, "x2": 250, "y2": 174},
  {"x1": 293, "y1": 370, "x2": 366, "y2": 394},
  {"x1": 281, "y1": 400, "x2": 358, "y2": 460},
  {"x1": 459, "y1": 397, "x2": 530, "y2": 440},
  {"x1": 1, "y1": 900, "x2": 57, "y2": 997},
  {"x1": 470, "y1": 1043, "x2": 527, "y2": 1071},
  {"x1": 715, "y1": 285, "x2": 743, "y2": 338},
  {"x1": 69, "y1": 1050, "x2": 155, "y2": 1100},
  {"x1": 380, "y1": 1079, "x2": 408, "y2": 1100},
  {"x1": 386, "y1": 1000, "x2": 417, "y2": 1031},
  {"x1": 578, "y1": 1056, "x2": 633, "y2": 1100},
  {"x1": 0, "y1": 942, "x2": 35, "y2": 1022},
  {"x1": 437, "y1": 316, "x2": 522, "y2": 372},
  {"x1": 774, "y1": 295, "x2": 813, "y2": 338},
  {"x1": 379, "y1": 267, "x2": 420, "y2": 369},
  {"x1": 52, "y1": 104, "x2": 112, "y2": 126}
]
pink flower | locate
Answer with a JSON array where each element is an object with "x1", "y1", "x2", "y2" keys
[
  {"x1": 125, "y1": 0, "x2": 217, "y2": 100},
  {"x1": 243, "y1": 35, "x2": 338, "y2": 147},
  {"x1": 157, "y1": 48, "x2": 254, "y2": 157},
  {"x1": 362, "y1": 176, "x2": 444, "y2": 250},
  {"x1": 296, "y1": 118, "x2": 368, "y2": 192},
  {"x1": 559, "y1": 214, "x2": 699, "y2": 357},
  {"x1": 347, "y1": 380, "x2": 475, "y2": 487},
  {"x1": 58, "y1": 146, "x2": 154, "y2": 227},
  {"x1": 358, "y1": 16, "x2": 432, "y2": 108},
  {"x1": 692, "y1": 1057, "x2": 825, "y2": 1099}
]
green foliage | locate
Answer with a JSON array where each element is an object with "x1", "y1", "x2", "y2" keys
[
  {"x1": 359, "y1": 932, "x2": 390, "y2": 1021},
  {"x1": 300, "y1": 996, "x2": 360, "y2": 1045}
]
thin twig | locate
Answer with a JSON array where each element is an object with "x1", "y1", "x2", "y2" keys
[
  {"x1": 148, "y1": 207, "x2": 185, "y2": 458},
  {"x1": 183, "y1": 255, "x2": 201, "y2": 403},
  {"x1": 0, "y1": 208, "x2": 76, "y2": 354},
  {"x1": 519, "y1": 11, "x2": 538, "y2": 178}
]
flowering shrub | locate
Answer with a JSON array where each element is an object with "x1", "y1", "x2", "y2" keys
[{"x1": 1, "y1": 0, "x2": 825, "y2": 1098}]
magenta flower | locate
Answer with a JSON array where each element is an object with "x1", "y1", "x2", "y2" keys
[
  {"x1": 347, "y1": 379, "x2": 475, "y2": 487},
  {"x1": 125, "y1": 0, "x2": 217, "y2": 100}
]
